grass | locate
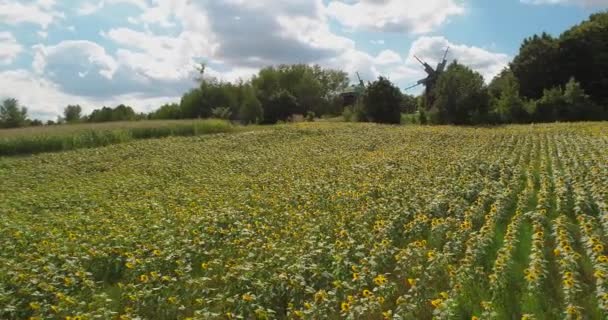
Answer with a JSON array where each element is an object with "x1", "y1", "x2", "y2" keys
[{"x1": 0, "y1": 119, "x2": 235, "y2": 156}]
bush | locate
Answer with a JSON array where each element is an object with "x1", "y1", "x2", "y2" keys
[
  {"x1": 361, "y1": 77, "x2": 402, "y2": 124},
  {"x1": 262, "y1": 89, "x2": 298, "y2": 124},
  {"x1": 211, "y1": 107, "x2": 233, "y2": 120},
  {"x1": 305, "y1": 111, "x2": 315, "y2": 122},
  {"x1": 562, "y1": 78, "x2": 603, "y2": 121}
]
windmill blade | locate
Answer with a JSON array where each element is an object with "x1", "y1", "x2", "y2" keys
[
  {"x1": 442, "y1": 46, "x2": 450, "y2": 61},
  {"x1": 404, "y1": 82, "x2": 422, "y2": 91}
]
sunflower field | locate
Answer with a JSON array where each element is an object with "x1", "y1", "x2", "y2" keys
[{"x1": 1, "y1": 122, "x2": 607, "y2": 320}]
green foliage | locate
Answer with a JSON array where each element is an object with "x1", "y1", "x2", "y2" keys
[
  {"x1": 180, "y1": 89, "x2": 206, "y2": 118},
  {"x1": 87, "y1": 105, "x2": 137, "y2": 122},
  {"x1": 533, "y1": 87, "x2": 568, "y2": 122},
  {"x1": 361, "y1": 76, "x2": 402, "y2": 124},
  {"x1": 558, "y1": 11, "x2": 608, "y2": 105},
  {"x1": 252, "y1": 64, "x2": 349, "y2": 123},
  {"x1": 488, "y1": 69, "x2": 528, "y2": 123},
  {"x1": 305, "y1": 111, "x2": 316, "y2": 122},
  {"x1": 510, "y1": 33, "x2": 561, "y2": 100},
  {"x1": 0, "y1": 99, "x2": 29, "y2": 128},
  {"x1": 64, "y1": 105, "x2": 83, "y2": 123},
  {"x1": 511, "y1": 12, "x2": 608, "y2": 106},
  {"x1": 261, "y1": 89, "x2": 298, "y2": 124},
  {"x1": 0, "y1": 120, "x2": 234, "y2": 156},
  {"x1": 401, "y1": 93, "x2": 417, "y2": 114},
  {"x1": 432, "y1": 62, "x2": 489, "y2": 125},
  {"x1": 342, "y1": 105, "x2": 357, "y2": 122},
  {"x1": 237, "y1": 84, "x2": 263, "y2": 124},
  {"x1": 528, "y1": 78, "x2": 602, "y2": 122},
  {"x1": 210, "y1": 107, "x2": 233, "y2": 120},
  {"x1": 562, "y1": 78, "x2": 603, "y2": 121},
  {"x1": 149, "y1": 103, "x2": 182, "y2": 120}
]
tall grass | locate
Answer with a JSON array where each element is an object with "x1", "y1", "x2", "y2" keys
[{"x1": 0, "y1": 119, "x2": 234, "y2": 156}]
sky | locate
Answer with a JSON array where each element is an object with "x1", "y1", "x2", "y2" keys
[{"x1": 0, "y1": 0, "x2": 607, "y2": 120}]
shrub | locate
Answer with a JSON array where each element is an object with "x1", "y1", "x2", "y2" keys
[{"x1": 361, "y1": 77, "x2": 402, "y2": 124}]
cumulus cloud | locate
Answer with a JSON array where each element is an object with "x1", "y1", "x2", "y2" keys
[
  {"x1": 520, "y1": 0, "x2": 608, "y2": 6},
  {"x1": 30, "y1": 39, "x2": 201, "y2": 98},
  {"x1": 375, "y1": 50, "x2": 403, "y2": 65},
  {"x1": 0, "y1": 0, "x2": 63, "y2": 29},
  {"x1": 76, "y1": 0, "x2": 147, "y2": 15},
  {"x1": 0, "y1": 69, "x2": 182, "y2": 120},
  {"x1": 326, "y1": 0, "x2": 465, "y2": 34},
  {"x1": 0, "y1": 32, "x2": 22, "y2": 65},
  {"x1": 201, "y1": 0, "x2": 350, "y2": 68}
]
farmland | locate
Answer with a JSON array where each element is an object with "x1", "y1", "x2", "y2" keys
[
  {"x1": 0, "y1": 119, "x2": 235, "y2": 156},
  {"x1": 1, "y1": 122, "x2": 607, "y2": 319}
]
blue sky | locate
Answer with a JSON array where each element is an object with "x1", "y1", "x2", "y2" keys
[{"x1": 0, "y1": 0, "x2": 606, "y2": 120}]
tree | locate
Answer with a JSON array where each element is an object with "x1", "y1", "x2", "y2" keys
[
  {"x1": 63, "y1": 105, "x2": 82, "y2": 123},
  {"x1": 149, "y1": 103, "x2": 182, "y2": 120},
  {"x1": 0, "y1": 98, "x2": 29, "y2": 128},
  {"x1": 562, "y1": 78, "x2": 603, "y2": 121},
  {"x1": 361, "y1": 76, "x2": 402, "y2": 124},
  {"x1": 111, "y1": 104, "x2": 136, "y2": 121},
  {"x1": 510, "y1": 32, "x2": 561, "y2": 100},
  {"x1": 401, "y1": 93, "x2": 417, "y2": 114},
  {"x1": 488, "y1": 69, "x2": 527, "y2": 123},
  {"x1": 252, "y1": 64, "x2": 349, "y2": 120},
  {"x1": 180, "y1": 89, "x2": 206, "y2": 118},
  {"x1": 211, "y1": 107, "x2": 233, "y2": 119},
  {"x1": 87, "y1": 105, "x2": 136, "y2": 122},
  {"x1": 262, "y1": 89, "x2": 298, "y2": 124},
  {"x1": 432, "y1": 62, "x2": 489, "y2": 125},
  {"x1": 558, "y1": 12, "x2": 608, "y2": 106},
  {"x1": 532, "y1": 87, "x2": 567, "y2": 123},
  {"x1": 238, "y1": 85, "x2": 263, "y2": 124}
]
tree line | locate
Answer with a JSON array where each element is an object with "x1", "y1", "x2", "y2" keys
[
  {"x1": 367, "y1": 11, "x2": 608, "y2": 125},
  {"x1": 1, "y1": 11, "x2": 606, "y2": 129}
]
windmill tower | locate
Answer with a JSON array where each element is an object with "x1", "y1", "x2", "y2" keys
[
  {"x1": 340, "y1": 71, "x2": 368, "y2": 107},
  {"x1": 405, "y1": 47, "x2": 450, "y2": 107}
]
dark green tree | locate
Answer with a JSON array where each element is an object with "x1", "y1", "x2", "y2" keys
[
  {"x1": 238, "y1": 85, "x2": 263, "y2": 124},
  {"x1": 262, "y1": 89, "x2": 298, "y2": 124},
  {"x1": 562, "y1": 78, "x2": 603, "y2": 121},
  {"x1": 432, "y1": 62, "x2": 490, "y2": 125},
  {"x1": 63, "y1": 105, "x2": 83, "y2": 123},
  {"x1": 401, "y1": 93, "x2": 417, "y2": 114},
  {"x1": 149, "y1": 103, "x2": 182, "y2": 119},
  {"x1": 0, "y1": 98, "x2": 29, "y2": 128},
  {"x1": 558, "y1": 12, "x2": 608, "y2": 106},
  {"x1": 361, "y1": 76, "x2": 402, "y2": 124},
  {"x1": 510, "y1": 32, "x2": 561, "y2": 100},
  {"x1": 488, "y1": 69, "x2": 527, "y2": 123},
  {"x1": 180, "y1": 89, "x2": 206, "y2": 118}
]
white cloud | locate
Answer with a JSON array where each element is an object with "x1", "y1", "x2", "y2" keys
[
  {"x1": 0, "y1": 69, "x2": 182, "y2": 120},
  {"x1": 375, "y1": 49, "x2": 403, "y2": 65},
  {"x1": 521, "y1": 0, "x2": 608, "y2": 6},
  {"x1": 76, "y1": 0, "x2": 148, "y2": 15},
  {"x1": 326, "y1": 0, "x2": 465, "y2": 34},
  {"x1": 0, "y1": 32, "x2": 22, "y2": 65},
  {"x1": 33, "y1": 40, "x2": 118, "y2": 80},
  {"x1": 0, "y1": 0, "x2": 63, "y2": 29}
]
